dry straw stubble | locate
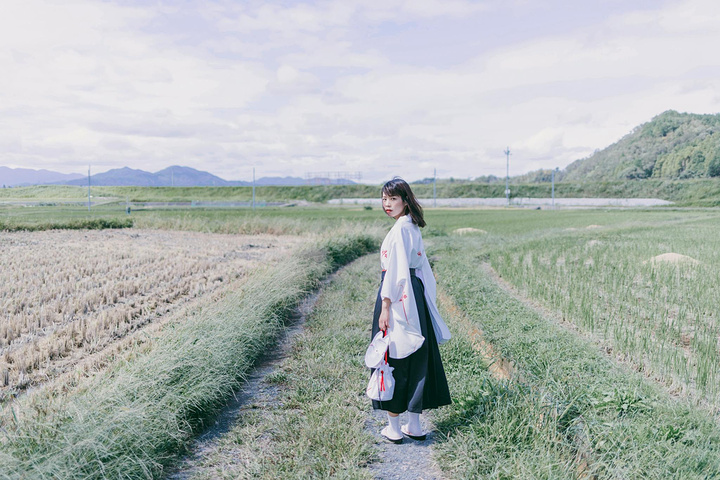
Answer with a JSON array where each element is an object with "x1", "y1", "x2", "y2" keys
[{"x1": 0, "y1": 229, "x2": 301, "y2": 401}]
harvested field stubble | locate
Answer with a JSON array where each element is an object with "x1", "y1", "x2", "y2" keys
[{"x1": 0, "y1": 229, "x2": 301, "y2": 400}]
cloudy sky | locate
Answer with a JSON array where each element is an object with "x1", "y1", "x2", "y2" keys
[{"x1": 2, "y1": 0, "x2": 720, "y2": 183}]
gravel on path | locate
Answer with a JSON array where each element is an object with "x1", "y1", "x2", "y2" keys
[{"x1": 366, "y1": 410, "x2": 446, "y2": 480}]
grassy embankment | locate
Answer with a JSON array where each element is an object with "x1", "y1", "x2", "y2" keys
[
  {"x1": 3, "y1": 179, "x2": 720, "y2": 208},
  {"x1": 0, "y1": 227, "x2": 380, "y2": 480}
]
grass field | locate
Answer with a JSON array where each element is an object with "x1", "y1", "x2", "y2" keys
[{"x1": 2, "y1": 200, "x2": 720, "y2": 479}]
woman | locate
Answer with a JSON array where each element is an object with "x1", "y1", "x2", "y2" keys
[{"x1": 371, "y1": 177, "x2": 452, "y2": 444}]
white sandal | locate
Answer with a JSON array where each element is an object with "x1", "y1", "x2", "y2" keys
[
  {"x1": 401, "y1": 424, "x2": 427, "y2": 441},
  {"x1": 381, "y1": 425, "x2": 403, "y2": 444}
]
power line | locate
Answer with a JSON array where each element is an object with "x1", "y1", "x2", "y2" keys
[
  {"x1": 504, "y1": 147, "x2": 511, "y2": 207},
  {"x1": 87, "y1": 165, "x2": 91, "y2": 211}
]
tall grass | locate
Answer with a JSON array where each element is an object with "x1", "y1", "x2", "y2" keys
[
  {"x1": 0, "y1": 202, "x2": 388, "y2": 234},
  {"x1": 132, "y1": 209, "x2": 385, "y2": 236},
  {"x1": 0, "y1": 217, "x2": 132, "y2": 231},
  {"x1": 0, "y1": 231, "x2": 379, "y2": 480}
]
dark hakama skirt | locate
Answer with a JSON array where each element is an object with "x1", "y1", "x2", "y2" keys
[{"x1": 371, "y1": 269, "x2": 451, "y2": 414}]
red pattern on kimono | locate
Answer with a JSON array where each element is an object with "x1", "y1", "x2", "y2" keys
[{"x1": 379, "y1": 215, "x2": 451, "y2": 359}]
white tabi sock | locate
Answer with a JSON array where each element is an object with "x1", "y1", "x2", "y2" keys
[
  {"x1": 406, "y1": 412, "x2": 422, "y2": 435},
  {"x1": 387, "y1": 413, "x2": 402, "y2": 437}
]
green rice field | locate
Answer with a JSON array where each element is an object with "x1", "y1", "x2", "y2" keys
[{"x1": 488, "y1": 214, "x2": 720, "y2": 403}]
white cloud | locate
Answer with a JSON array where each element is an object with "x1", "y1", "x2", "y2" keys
[{"x1": 3, "y1": 0, "x2": 720, "y2": 183}]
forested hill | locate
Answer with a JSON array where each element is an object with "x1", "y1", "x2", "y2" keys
[{"x1": 562, "y1": 110, "x2": 720, "y2": 181}]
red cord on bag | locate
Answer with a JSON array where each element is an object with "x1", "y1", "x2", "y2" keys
[
  {"x1": 382, "y1": 329, "x2": 388, "y2": 364},
  {"x1": 379, "y1": 328, "x2": 388, "y2": 392}
]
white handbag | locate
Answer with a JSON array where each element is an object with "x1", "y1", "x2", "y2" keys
[
  {"x1": 365, "y1": 330, "x2": 390, "y2": 368},
  {"x1": 365, "y1": 330, "x2": 395, "y2": 401},
  {"x1": 366, "y1": 361, "x2": 395, "y2": 401}
]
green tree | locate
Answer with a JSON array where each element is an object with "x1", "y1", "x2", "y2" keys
[{"x1": 707, "y1": 152, "x2": 720, "y2": 177}]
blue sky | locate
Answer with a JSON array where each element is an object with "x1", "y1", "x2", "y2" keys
[{"x1": 2, "y1": 0, "x2": 720, "y2": 183}]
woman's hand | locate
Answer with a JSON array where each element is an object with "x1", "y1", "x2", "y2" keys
[{"x1": 379, "y1": 298, "x2": 391, "y2": 332}]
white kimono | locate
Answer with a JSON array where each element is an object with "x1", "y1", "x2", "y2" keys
[{"x1": 380, "y1": 215, "x2": 451, "y2": 359}]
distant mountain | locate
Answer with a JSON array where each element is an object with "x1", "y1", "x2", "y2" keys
[
  {"x1": 155, "y1": 166, "x2": 237, "y2": 187},
  {"x1": 0, "y1": 166, "x2": 84, "y2": 187},
  {"x1": 67, "y1": 167, "x2": 160, "y2": 186},
  {"x1": 255, "y1": 176, "x2": 358, "y2": 186},
  {"x1": 53, "y1": 166, "x2": 355, "y2": 187},
  {"x1": 563, "y1": 110, "x2": 720, "y2": 181},
  {"x1": 2, "y1": 164, "x2": 360, "y2": 187},
  {"x1": 254, "y1": 176, "x2": 307, "y2": 186},
  {"x1": 304, "y1": 177, "x2": 357, "y2": 185},
  {"x1": 61, "y1": 166, "x2": 240, "y2": 187}
]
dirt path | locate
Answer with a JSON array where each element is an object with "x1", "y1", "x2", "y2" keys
[
  {"x1": 366, "y1": 410, "x2": 445, "y2": 480},
  {"x1": 164, "y1": 281, "x2": 326, "y2": 480},
  {"x1": 165, "y1": 258, "x2": 450, "y2": 480}
]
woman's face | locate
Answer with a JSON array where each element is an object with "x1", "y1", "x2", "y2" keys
[{"x1": 382, "y1": 192, "x2": 406, "y2": 219}]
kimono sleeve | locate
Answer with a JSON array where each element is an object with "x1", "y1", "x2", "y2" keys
[
  {"x1": 381, "y1": 223, "x2": 425, "y2": 359},
  {"x1": 380, "y1": 227, "x2": 413, "y2": 303},
  {"x1": 420, "y1": 254, "x2": 452, "y2": 343}
]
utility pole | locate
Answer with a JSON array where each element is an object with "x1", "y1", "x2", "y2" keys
[
  {"x1": 433, "y1": 168, "x2": 437, "y2": 208},
  {"x1": 551, "y1": 167, "x2": 556, "y2": 208},
  {"x1": 252, "y1": 167, "x2": 256, "y2": 210},
  {"x1": 87, "y1": 165, "x2": 91, "y2": 211},
  {"x1": 504, "y1": 147, "x2": 511, "y2": 207}
]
